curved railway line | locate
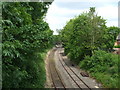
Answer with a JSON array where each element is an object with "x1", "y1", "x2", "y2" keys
[
  {"x1": 47, "y1": 47, "x2": 101, "y2": 89},
  {"x1": 58, "y1": 49, "x2": 91, "y2": 90},
  {"x1": 48, "y1": 49, "x2": 65, "y2": 88}
]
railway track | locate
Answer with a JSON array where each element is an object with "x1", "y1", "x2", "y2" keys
[
  {"x1": 48, "y1": 49, "x2": 66, "y2": 89},
  {"x1": 57, "y1": 48, "x2": 91, "y2": 90},
  {"x1": 48, "y1": 47, "x2": 100, "y2": 89}
]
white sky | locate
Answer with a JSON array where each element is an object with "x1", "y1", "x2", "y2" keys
[{"x1": 45, "y1": 0, "x2": 119, "y2": 35}]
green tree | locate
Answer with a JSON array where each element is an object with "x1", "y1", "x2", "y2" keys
[
  {"x1": 60, "y1": 7, "x2": 107, "y2": 63},
  {"x1": 100, "y1": 26, "x2": 120, "y2": 51},
  {"x1": 2, "y1": 2, "x2": 53, "y2": 88}
]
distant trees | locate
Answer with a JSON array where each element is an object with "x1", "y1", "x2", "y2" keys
[
  {"x1": 101, "y1": 26, "x2": 120, "y2": 51},
  {"x1": 52, "y1": 35, "x2": 62, "y2": 45}
]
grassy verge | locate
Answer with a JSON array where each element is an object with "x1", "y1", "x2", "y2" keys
[
  {"x1": 79, "y1": 50, "x2": 118, "y2": 88},
  {"x1": 36, "y1": 49, "x2": 51, "y2": 88}
]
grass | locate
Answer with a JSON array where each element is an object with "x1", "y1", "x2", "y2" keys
[{"x1": 36, "y1": 49, "x2": 50, "y2": 88}]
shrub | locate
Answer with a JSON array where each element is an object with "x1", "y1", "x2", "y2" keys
[
  {"x1": 79, "y1": 50, "x2": 118, "y2": 88},
  {"x1": 114, "y1": 45, "x2": 120, "y2": 48}
]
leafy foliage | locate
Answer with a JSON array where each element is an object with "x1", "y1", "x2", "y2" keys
[
  {"x1": 79, "y1": 50, "x2": 118, "y2": 88},
  {"x1": 114, "y1": 45, "x2": 120, "y2": 48},
  {"x1": 101, "y1": 26, "x2": 120, "y2": 51},
  {"x1": 60, "y1": 7, "x2": 107, "y2": 63},
  {"x1": 60, "y1": 7, "x2": 120, "y2": 63},
  {"x1": 2, "y1": 2, "x2": 53, "y2": 88},
  {"x1": 59, "y1": 7, "x2": 119, "y2": 88}
]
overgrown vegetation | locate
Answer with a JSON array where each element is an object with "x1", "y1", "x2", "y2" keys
[
  {"x1": 114, "y1": 45, "x2": 120, "y2": 48},
  {"x1": 60, "y1": 7, "x2": 120, "y2": 88},
  {"x1": 79, "y1": 50, "x2": 118, "y2": 88},
  {"x1": 2, "y1": 2, "x2": 120, "y2": 88},
  {"x1": 2, "y1": 2, "x2": 53, "y2": 88}
]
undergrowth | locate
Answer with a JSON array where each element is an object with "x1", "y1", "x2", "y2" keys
[{"x1": 79, "y1": 50, "x2": 118, "y2": 88}]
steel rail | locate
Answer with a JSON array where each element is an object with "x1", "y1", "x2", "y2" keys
[
  {"x1": 48, "y1": 49, "x2": 66, "y2": 89},
  {"x1": 58, "y1": 48, "x2": 91, "y2": 90}
]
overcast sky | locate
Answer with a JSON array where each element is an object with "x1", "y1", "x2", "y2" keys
[{"x1": 45, "y1": 0, "x2": 119, "y2": 35}]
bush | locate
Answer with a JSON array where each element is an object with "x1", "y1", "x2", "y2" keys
[
  {"x1": 79, "y1": 50, "x2": 118, "y2": 88},
  {"x1": 114, "y1": 45, "x2": 120, "y2": 48}
]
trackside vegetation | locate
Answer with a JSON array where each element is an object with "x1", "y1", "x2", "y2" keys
[
  {"x1": 2, "y1": 2, "x2": 120, "y2": 88},
  {"x1": 2, "y1": 2, "x2": 53, "y2": 88},
  {"x1": 80, "y1": 50, "x2": 118, "y2": 88},
  {"x1": 59, "y1": 7, "x2": 120, "y2": 88}
]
